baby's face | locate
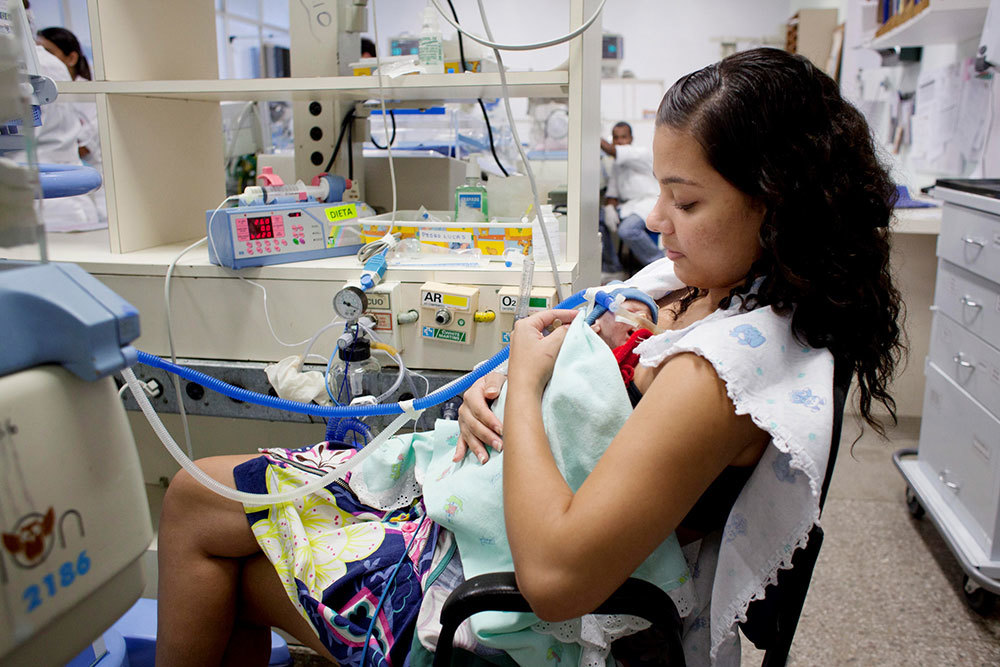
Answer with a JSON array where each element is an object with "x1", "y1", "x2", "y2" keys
[{"x1": 592, "y1": 300, "x2": 653, "y2": 349}]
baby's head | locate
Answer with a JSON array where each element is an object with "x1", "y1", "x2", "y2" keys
[{"x1": 591, "y1": 297, "x2": 654, "y2": 349}]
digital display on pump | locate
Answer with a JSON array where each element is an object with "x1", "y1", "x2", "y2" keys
[{"x1": 248, "y1": 215, "x2": 274, "y2": 240}]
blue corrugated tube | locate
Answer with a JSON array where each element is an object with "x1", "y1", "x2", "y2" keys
[{"x1": 134, "y1": 289, "x2": 587, "y2": 416}]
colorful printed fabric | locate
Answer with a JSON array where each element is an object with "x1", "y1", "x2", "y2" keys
[{"x1": 234, "y1": 443, "x2": 439, "y2": 667}]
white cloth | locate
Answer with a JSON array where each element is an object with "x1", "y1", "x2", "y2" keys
[
  {"x1": 605, "y1": 143, "x2": 659, "y2": 222},
  {"x1": 264, "y1": 355, "x2": 332, "y2": 406},
  {"x1": 634, "y1": 302, "x2": 835, "y2": 665},
  {"x1": 620, "y1": 255, "x2": 685, "y2": 298}
]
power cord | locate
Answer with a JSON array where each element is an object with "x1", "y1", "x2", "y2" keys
[
  {"x1": 443, "y1": 0, "x2": 510, "y2": 176},
  {"x1": 431, "y1": 0, "x2": 606, "y2": 51},
  {"x1": 370, "y1": 0, "x2": 399, "y2": 231},
  {"x1": 474, "y1": 0, "x2": 563, "y2": 302},
  {"x1": 368, "y1": 109, "x2": 396, "y2": 150}
]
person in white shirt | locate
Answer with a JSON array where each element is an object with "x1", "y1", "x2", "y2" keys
[
  {"x1": 14, "y1": 12, "x2": 106, "y2": 232},
  {"x1": 601, "y1": 122, "x2": 664, "y2": 273}
]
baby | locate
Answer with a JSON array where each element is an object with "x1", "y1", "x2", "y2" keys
[
  {"x1": 585, "y1": 285, "x2": 660, "y2": 383},
  {"x1": 588, "y1": 286, "x2": 658, "y2": 347}
]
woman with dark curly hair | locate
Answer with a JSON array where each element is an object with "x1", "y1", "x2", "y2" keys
[
  {"x1": 156, "y1": 48, "x2": 903, "y2": 667},
  {"x1": 457, "y1": 47, "x2": 904, "y2": 662}
]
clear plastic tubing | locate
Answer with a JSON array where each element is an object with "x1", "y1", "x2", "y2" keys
[
  {"x1": 129, "y1": 289, "x2": 588, "y2": 504},
  {"x1": 123, "y1": 367, "x2": 413, "y2": 505}
]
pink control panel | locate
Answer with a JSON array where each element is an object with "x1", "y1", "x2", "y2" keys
[{"x1": 232, "y1": 214, "x2": 318, "y2": 256}]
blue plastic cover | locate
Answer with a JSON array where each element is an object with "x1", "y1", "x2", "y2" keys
[{"x1": 0, "y1": 261, "x2": 140, "y2": 380}]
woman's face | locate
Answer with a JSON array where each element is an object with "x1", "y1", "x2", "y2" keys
[
  {"x1": 37, "y1": 37, "x2": 78, "y2": 79},
  {"x1": 646, "y1": 125, "x2": 765, "y2": 296}
]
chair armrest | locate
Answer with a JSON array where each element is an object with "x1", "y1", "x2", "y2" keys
[{"x1": 433, "y1": 573, "x2": 685, "y2": 666}]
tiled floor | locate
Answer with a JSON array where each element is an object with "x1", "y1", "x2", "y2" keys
[{"x1": 741, "y1": 418, "x2": 1000, "y2": 666}]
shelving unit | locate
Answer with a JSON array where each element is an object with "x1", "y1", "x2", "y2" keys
[
  {"x1": 869, "y1": 0, "x2": 989, "y2": 48},
  {"x1": 30, "y1": 0, "x2": 602, "y2": 373},
  {"x1": 785, "y1": 8, "x2": 839, "y2": 75}
]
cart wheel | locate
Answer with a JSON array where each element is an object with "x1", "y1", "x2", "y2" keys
[
  {"x1": 963, "y1": 575, "x2": 997, "y2": 615},
  {"x1": 905, "y1": 486, "x2": 925, "y2": 519}
]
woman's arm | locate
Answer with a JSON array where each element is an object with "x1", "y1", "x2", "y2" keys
[{"x1": 503, "y1": 317, "x2": 768, "y2": 621}]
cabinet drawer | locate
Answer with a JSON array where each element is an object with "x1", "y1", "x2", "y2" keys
[
  {"x1": 937, "y1": 203, "x2": 1000, "y2": 286},
  {"x1": 934, "y1": 259, "x2": 1000, "y2": 350},
  {"x1": 919, "y1": 363, "x2": 1000, "y2": 559},
  {"x1": 927, "y1": 311, "x2": 1000, "y2": 417}
]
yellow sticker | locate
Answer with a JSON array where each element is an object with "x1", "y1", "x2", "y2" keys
[
  {"x1": 442, "y1": 294, "x2": 468, "y2": 308},
  {"x1": 325, "y1": 203, "x2": 357, "y2": 223}
]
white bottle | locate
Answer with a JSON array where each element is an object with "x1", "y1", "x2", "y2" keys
[{"x1": 418, "y1": 3, "x2": 445, "y2": 74}]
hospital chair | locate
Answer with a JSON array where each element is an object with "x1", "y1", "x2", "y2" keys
[{"x1": 433, "y1": 368, "x2": 850, "y2": 667}]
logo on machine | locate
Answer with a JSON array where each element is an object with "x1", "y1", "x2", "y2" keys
[
  {"x1": 422, "y1": 327, "x2": 467, "y2": 343},
  {"x1": 2, "y1": 507, "x2": 85, "y2": 571},
  {"x1": 2, "y1": 508, "x2": 55, "y2": 569}
]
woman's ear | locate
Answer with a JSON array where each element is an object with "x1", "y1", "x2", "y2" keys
[{"x1": 67, "y1": 51, "x2": 79, "y2": 67}]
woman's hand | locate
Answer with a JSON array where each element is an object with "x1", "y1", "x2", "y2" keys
[
  {"x1": 507, "y1": 309, "x2": 579, "y2": 396},
  {"x1": 455, "y1": 372, "x2": 507, "y2": 463}
]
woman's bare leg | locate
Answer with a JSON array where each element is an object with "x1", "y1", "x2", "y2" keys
[
  {"x1": 234, "y1": 553, "x2": 338, "y2": 664},
  {"x1": 155, "y1": 454, "x2": 264, "y2": 666},
  {"x1": 156, "y1": 454, "x2": 340, "y2": 666}
]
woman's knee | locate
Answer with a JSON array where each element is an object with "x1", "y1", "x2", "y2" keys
[{"x1": 159, "y1": 455, "x2": 257, "y2": 550}]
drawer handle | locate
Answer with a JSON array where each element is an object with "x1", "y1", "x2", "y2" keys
[
  {"x1": 938, "y1": 470, "x2": 961, "y2": 493},
  {"x1": 960, "y1": 296, "x2": 982, "y2": 310},
  {"x1": 962, "y1": 236, "x2": 986, "y2": 248},
  {"x1": 953, "y1": 353, "x2": 975, "y2": 370}
]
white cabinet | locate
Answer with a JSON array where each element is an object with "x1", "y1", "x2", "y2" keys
[
  {"x1": 909, "y1": 185, "x2": 1000, "y2": 576},
  {"x1": 40, "y1": 0, "x2": 602, "y2": 371}
]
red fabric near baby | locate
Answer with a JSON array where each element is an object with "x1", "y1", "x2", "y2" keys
[{"x1": 613, "y1": 328, "x2": 653, "y2": 384}]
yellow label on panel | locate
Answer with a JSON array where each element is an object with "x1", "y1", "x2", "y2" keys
[
  {"x1": 442, "y1": 294, "x2": 468, "y2": 308},
  {"x1": 325, "y1": 203, "x2": 357, "y2": 222}
]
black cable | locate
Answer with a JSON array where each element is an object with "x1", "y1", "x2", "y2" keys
[
  {"x1": 323, "y1": 107, "x2": 356, "y2": 174},
  {"x1": 346, "y1": 113, "x2": 354, "y2": 181},
  {"x1": 369, "y1": 110, "x2": 397, "y2": 149},
  {"x1": 477, "y1": 99, "x2": 508, "y2": 176},
  {"x1": 445, "y1": 0, "x2": 510, "y2": 177}
]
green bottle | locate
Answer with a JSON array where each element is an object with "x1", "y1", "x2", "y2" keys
[{"x1": 454, "y1": 159, "x2": 488, "y2": 222}]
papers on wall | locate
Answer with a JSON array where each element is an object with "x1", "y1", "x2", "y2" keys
[
  {"x1": 858, "y1": 66, "x2": 903, "y2": 143},
  {"x1": 910, "y1": 59, "x2": 993, "y2": 176}
]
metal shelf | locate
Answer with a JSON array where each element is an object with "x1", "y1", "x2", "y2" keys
[{"x1": 56, "y1": 71, "x2": 570, "y2": 102}]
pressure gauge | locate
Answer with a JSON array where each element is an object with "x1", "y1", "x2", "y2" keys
[{"x1": 333, "y1": 286, "x2": 368, "y2": 320}]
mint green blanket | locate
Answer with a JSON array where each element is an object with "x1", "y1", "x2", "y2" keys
[{"x1": 357, "y1": 315, "x2": 688, "y2": 665}]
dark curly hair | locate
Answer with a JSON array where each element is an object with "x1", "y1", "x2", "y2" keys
[{"x1": 656, "y1": 48, "x2": 905, "y2": 436}]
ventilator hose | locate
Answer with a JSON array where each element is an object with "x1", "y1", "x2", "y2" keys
[
  {"x1": 134, "y1": 289, "x2": 587, "y2": 417},
  {"x1": 125, "y1": 289, "x2": 587, "y2": 505}
]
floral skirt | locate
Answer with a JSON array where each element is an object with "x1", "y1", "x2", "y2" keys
[{"x1": 234, "y1": 442, "x2": 439, "y2": 667}]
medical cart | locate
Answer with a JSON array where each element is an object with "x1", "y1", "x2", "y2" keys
[{"x1": 894, "y1": 179, "x2": 1000, "y2": 614}]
